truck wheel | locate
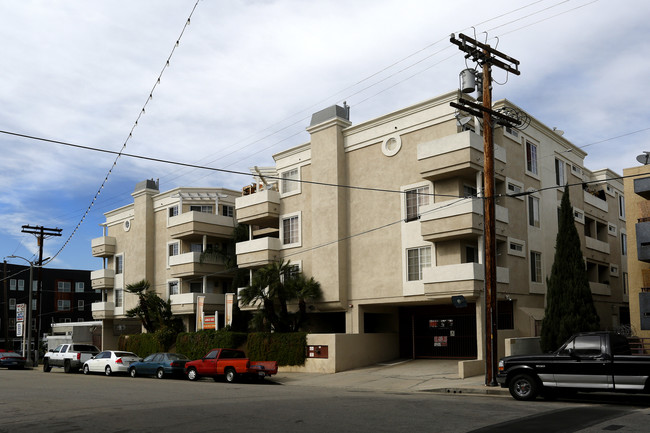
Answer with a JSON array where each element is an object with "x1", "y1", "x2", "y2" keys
[
  {"x1": 187, "y1": 367, "x2": 199, "y2": 381},
  {"x1": 64, "y1": 360, "x2": 71, "y2": 373},
  {"x1": 130, "y1": 367, "x2": 137, "y2": 378},
  {"x1": 156, "y1": 368, "x2": 164, "y2": 379},
  {"x1": 225, "y1": 368, "x2": 237, "y2": 383},
  {"x1": 43, "y1": 360, "x2": 52, "y2": 373},
  {"x1": 105, "y1": 365, "x2": 112, "y2": 376},
  {"x1": 509, "y1": 374, "x2": 539, "y2": 401}
]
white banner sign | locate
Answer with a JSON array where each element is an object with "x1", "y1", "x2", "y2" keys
[{"x1": 16, "y1": 321, "x2": 23, "y2": 337}]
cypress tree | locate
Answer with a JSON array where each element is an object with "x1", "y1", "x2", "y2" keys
[{"x1": 540, "y1": 186, "x2": 600, "y2": 352}]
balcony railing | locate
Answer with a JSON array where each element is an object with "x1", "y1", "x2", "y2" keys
[
  {"x1": 235, "y1": 237, "x2": 282, "y2": 268},
  {"x1": 235, "y1": 189, "x2": 281, "y2": 226},
  {"x1": 168, "y1": 211, "x2": 234, "y2": 239},
  {"x1": 583, "y1": 190, "x2": 609, "y2": 212},
  {"x1": 169, "y1": 252, "x2": 226, "y2": 278},
  {"x1": 91, "y1": 301, "x2": 115, "y2": 320},
  {"x1": 90, "y1": 269, "x2": 115, "y2": 290},
  {"x1": 585, "y1": 236, "x2": 611, "y2": 254},
  {"x1": 170, "y1": 292, "x2": 226, "y2": 315},
  {"x1": 422, "y1": 263, "x2": 509, "y2": 297},
  {"x1": 420, "y1": 198, "x2": 509, "y2": 242},
  {"x1": 418, "y1": 130, "x2": 506, "y2": 180},
  {"x1": 91, "y1": 236, "x2": 116, "y2": 257}
]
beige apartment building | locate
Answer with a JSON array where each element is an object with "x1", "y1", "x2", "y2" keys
[
  {"x1": 624, "y1": 164, "x2": 650, "y2": 340},
  {"x1": 235, "y1": 90, "x2": 629, "y2": 374},
  {"x1": 90, "y1": 180, "x2": 239, "y2": 348}
]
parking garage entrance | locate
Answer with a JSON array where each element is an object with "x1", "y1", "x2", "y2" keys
[{"x1": 399, "y1": 304, "x2": 477, "y2": 359}]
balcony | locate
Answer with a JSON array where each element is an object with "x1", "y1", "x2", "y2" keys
[
  {"x1": 636, "y1": 220, "x2": 650, "y2": 262},
  {"x1": 90, "y1": 269, "x2": 115, "y2": 290},
  {"x1": 634, "y1": 176, "x2": 650, "y2": 199},
  {"x1": 168, "y1": 211, "x2": 234, "y2": 239},
  {"x1": 583, "y1": 190, "x2": 609, "y2": 212},
  {"x1": 585, "y1": 236, "x2": 611, "y2": 254},
  {"x1": 422, "y1": 263, "x2": 509, "y2": 297},
  {"x1": 236, "y1": 237, "x2": 282, "y2": 268},
  {"x1": 170, "y1": 292, "x2": 226, "y2": 315},
  {"x1": 420, "y1": 198, "x2": 509, "y2": 242},
  {"x1": 589, "y1": 282, "x2": 611, "y2": 296},
  {"x1": 235, "y1": 189, "x2": 281, "y2": 226},
  {"x1": 418, "y1": 130, "x2": 506, "y2": 181},
  {"x1": 91, "y1": 236, "x2": 116, "y2": 257},
  {"x1": 169, "y1": 252, "x2": 226, "y2": 278},
  {"x1": 91, "y1": 301, "x2": 115, "y2": 320}
]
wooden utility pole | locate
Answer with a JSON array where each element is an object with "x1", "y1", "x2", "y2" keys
[
  {"x1": 21, "y1": 225, "x2": 62, "y2": 364},
  {"x1": 450, "y1": 33, "x2": 520, "y2": 386}
]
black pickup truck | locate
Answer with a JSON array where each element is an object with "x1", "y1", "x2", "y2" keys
[{"x1": 497, "y1": 331, "x2": 650, "y2": 400}]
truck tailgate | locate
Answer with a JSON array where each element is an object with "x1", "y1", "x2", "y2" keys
[{"x1": 249, "y1": 361, "x2": 278, "y2": 375}]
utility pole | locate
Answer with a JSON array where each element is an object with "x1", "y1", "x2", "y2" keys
[
  {"x1": 21, "y1": 225, "x2": 61, "y2": 365},
  {"x1": 450, "y1": 33, "x2": 520, "y2": 386}
]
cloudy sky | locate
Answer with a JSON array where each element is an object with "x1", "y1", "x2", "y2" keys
[{"x1": 1, "y1": 0, "x2": 649, "y2": 271}]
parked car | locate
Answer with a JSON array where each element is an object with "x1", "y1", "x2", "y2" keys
[
  {"x1": 185, "y1": 348, "x2": 278, "y2": 383},
  {"x1": 128, "y1": 352, "x2": 189, "y2": 379},
  {"x1": 82, "y1": 351, "x2": 141, "y2": 376},
  {"x1": 497, "y1": 331, "x2": 650, "y2": 401},
  {"x1": 0, "y1": 352, "x2": 26, "y2": 369},
  {"x1": 43, "y1": 344, "x2": 100, "y2": 373}
]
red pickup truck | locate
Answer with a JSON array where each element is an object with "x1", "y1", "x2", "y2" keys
[{"x1": 185, "y1": 348, "x2": 278, "y2": 383}]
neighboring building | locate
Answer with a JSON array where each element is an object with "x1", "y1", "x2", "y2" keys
[
  {"x1": 1, "y1": 263, "x2": 96, "y2": 353},
  {"x1": 235, "y1": 90, "x2": 629, "y2": 374},
  {"x1": 623, "y1": 164, "x2": 650, "y2": 339},
  {"x1": 90, "y1": 179, "x2": 239, "y2": 349}
]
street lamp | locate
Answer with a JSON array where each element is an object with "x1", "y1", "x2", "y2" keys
[{"x1": 7, "y1": 255, "x2": 37, "y2": 366}]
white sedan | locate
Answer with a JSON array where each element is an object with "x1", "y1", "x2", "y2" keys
[{"x1": 83, "y1": 351, "x2": 141, "y2": 376}]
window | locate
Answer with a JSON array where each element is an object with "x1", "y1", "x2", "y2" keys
[
  {"x1": 621, "y1": 233, "x2": 627, "y2": 256},
  {"x1": 555, "y1": 158, "x2": 565, "y2": 186},
  {"x1": 115, "y1": 255, "x2": 123, "y2": 274},
  {"x1": 221, "y1": 204, "x2": 234, "y2": 217},
  {"x1": 497, "y1": 300, "x2": 514, "y2": 330},
  {"x1": 169, "y1": 205, "x2": 179, "y2": 217},
  {"x1": 465, "y1": 245, "x2": 478, "y2": 264},
  {"x1": 57, "y1": 300, "x2": 71, "y2": 311},
  {"x1": 9, "y1": 318, "x2": 15, "y2": 331},
  {"x1": 9, "y1": 298, "x2": 16, "y2": 311},
  {"x1": 281, "y1": 168, "x2": 300, "y2": 194},
  {"x1": 282, "y1": 215, "x2": 300, "y2": 246},
  {"x1": 10, "y1": 279, "x2": 16, "y2": 291},
  {"x1": 405, "y1": 186, "x2": 430, "y2": 222},
  {"x1": 169, "y1": 281, "x2": 180, "y2": 296},
  {"x1": 407, "y1": 246, "x2": 431, "y2": 281},
  {"x1": 504, "y1": 126, "x2": 519, "y2": 138},
  {"x1": 190, "y1": 243, "x2": 203, "y2": 253},
  {"x1": 528, "y1": 196, "x2": 540, "y2": 227},
  {"x1": 168, "y1": 243, "x2": 179, "y2": 257},
  {"x1": 530, "y1": 251, "x2": 542, "y2": 283},
  {"x1": 58, "y1": 281, "x2": 71, "y2": 292},
  {"x1": 509, "y1": 241, "x2": 524, "y2": 253},
  {"x1": 75, "y1": 282, "x2": 85, "y2": 293},
  {"x1": 608, "y1": 224, "x2": 617, "y2": 235},
  {"x1": 507, "y1": 182, "x2": 522, "y2": 196},
  {"x1": 623, "y1": 272, "x2": 629, "y2": 295},
  {"x1": 17, "y1": 280, "x2": 24, "y2": 291},
  {"x1": 115, "y1": 289, "x2": 123, "y2": 308},
  {"x1": 190, "y1": 205, "x2": 213, "y2": 213},
  {"x1": 463, "y1": 185, "x2": 477, "y2": 198},
  {"x1": 526, "y1": 141, "x2": 538, "y2": 175},
  {"x1": 78, "y1": 300, "x2": 85, "y2": 311},
  {"x1": 32, "y1": 280, "x2": 38, "y2": 291},
  {"x1": 32, "y1": 299, "x2": 37, "y2": 310},
  {"x1": 618, "y1": 194, "x2": 625, "y2": 219}
]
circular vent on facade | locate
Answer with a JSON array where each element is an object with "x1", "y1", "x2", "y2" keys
[
  {"x1": 123, "y1": 220, "x2": 131, "y2": 232},
  {"x1": 382, "y1": 136, "x2": 401, "y2": 157}
]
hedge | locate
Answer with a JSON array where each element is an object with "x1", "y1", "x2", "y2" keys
[
  {"x1": 175, "y1": 329, "x2": 248, "y2": 360},
  {"x1": 118, "y1": 333, "x2": 163, "y2": 357},
  {"x1": 247, "y1": 332, "x2": 306, "y2": 366}
]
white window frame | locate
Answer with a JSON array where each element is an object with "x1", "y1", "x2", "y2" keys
[
  {"x1": 506, "y1": 178, "x2": 524, "y2": 200},
  {"x1": 17, "y1": 280, "x2": 24, "y2": 291},
  {"x1": 608, "y1": 223, "x2": 617, "y2": 236},
  {"x1": 189, "y1": 205, "x2": 213, "y2": 214},
  {"x1": 555, "y1": 158, "x2": 565, "y2": 186},
  {"x1": 58, "y1": 281, "x2": 72, "y2": 293},
  {"x1": 406, "y1": 246, "x2": 432, "y2": 281},
  {"x1": 168, "y1": 241, "x2": 180, "y2": 268},
  {"x1": 280, "y1": 211, "x2": 301, "y2": 248},
  {"x1": 528, "y1": 195, "x2": 540, "y2": 228},
  {"x1": 526, "y1": 140, "x2": 539, "y2": 177},
  {"x1": 10, "y1": 279, "x2": 16, "y2": 291},
  {"x1": 221, "y1": 204, "x2": 234, "y2": 217},
  {"x1": 404, "y1": 185, "x2": 430, "y2": 222},
  {"x1": 168, "y1": 205, "x2": 179, "y2": 218},
  {"x1": 115, "y1": 254, "x2": 124, "y2": 275},
  {"x1": 78, "y1": 300, "x2": 85, "y2": 311},
  {"x1": 610, "y1": 265, "x2": 619, "y2": 277},
  {"x1": 507, "y1": 238, "x2": 526, "y2": 258},
  {"x1": 32, "y1": 299, "x2": 37, "y2": 310},
  {"x1": 280, "y1": 167, "x2": 301, "y2": 197},
  {"x1": 114, "y1": 288, "x2": 123, "y2": 308},
  {"x1": 57, "y1": 299, "x2": 71, "y2": 311},
  {"x1": 574, "y1": 209, "x2": 585, "y2": 224},
  {"x1": 168, "y1": 280, "x2": 180, "y2": 297},
  {"x1": 75, "y1": 282, "x2": 85, "y2": 293},
  {"x1": 530, "y1": 251, "x2": 543, "y2": 283},
  {"x1": 9, "y1": 298, "x2": 16, "y2": 311}
]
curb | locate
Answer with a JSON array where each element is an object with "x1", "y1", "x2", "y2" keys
[{"x1": 425, "y1": 387, "x2": 510, "y2": 396}]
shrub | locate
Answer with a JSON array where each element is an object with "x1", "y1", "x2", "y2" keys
[
  {"x1": 247, "y1": 332, "x2": 306, "y2": 366},
  {"x1": 175, "y1": 330, "x2": 248, "y2": 360},
  {"x1": 118, "y1": 333, "x2": 162, "y2": 357}
]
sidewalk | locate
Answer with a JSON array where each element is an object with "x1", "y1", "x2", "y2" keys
[{"x1": 273, "y1": 359, "x2": 509, "y2": 396}]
